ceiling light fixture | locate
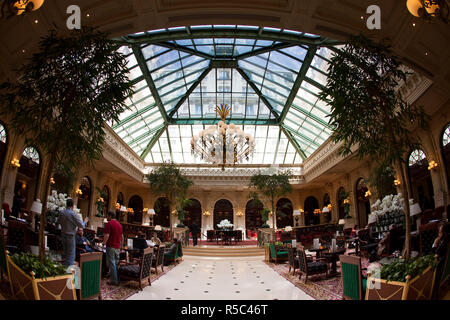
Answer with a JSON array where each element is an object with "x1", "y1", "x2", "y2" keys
[
  {"x1": 191, "y1": 104, "x2": 256, "y2": 171},
  {"x1": 406, "y1": 0, "x2": 449, "y2": 23},
  {"x1": 1, "y1": 0, "x2": 44, "y2": 18}
]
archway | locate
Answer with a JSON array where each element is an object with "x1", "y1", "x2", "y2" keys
[
  {"x1": 13, "y1": 146, "x2": 40, "y2": 216},
  {"x1": 77, "y1": 176, "x2": 92, "y2": 218},
  {"x1": 355, "y1": 178, "x2": 370, "y2": 228},
  {"x1": 116, "y1": 192, "x2": 125, "y2": 222},
  {"x1": 213, "y1": 199, "x2": 233, "y2": 230},
  {"x1": 304, "y1": 196, "x2": 319, "y2": 226},
  {"x1": 323, "y1": 193, "x2": 331, "y2": 223},
  {"x1": 117, "y1": 192, "x2": 124, "y2": 206},
  {"x1": 128, "y1": 195, "x2": 143, "y2": 224},
  {"x1": 441, "y1": 123, "x2": 450, "y2": 192},
  {"x1": 337, "y1": 187, "x2": 346, "y2": 220},
  {"x1": 154, "y1": 197, "x2": 170, "y2": 227},
  {"x1": 276, "y1": 198, "x2": 293, "y2": 228},
  {"x1": 245, "y1": 199, "x2": 263, "y2": 231},
  {"x1": 183, "y1": 198, "x2": 202, "y2": 227},
  {"x1": 0, "y1": 122, "x2": 7, "y2": 183},
  {"x1": 408, "y1": 149, "x2": 435, "y2": 211},
  {"x1": 102, "y1": 185, "x2": 110, "y2": 217}
]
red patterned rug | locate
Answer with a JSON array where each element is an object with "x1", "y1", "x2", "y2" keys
[{"x1": 188, "y1": 240, "x2": 258, "y2": 246}]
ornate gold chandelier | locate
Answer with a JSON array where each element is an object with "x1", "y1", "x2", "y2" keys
[
  {"x1": 190, "y1": 104, "x2": 256, "y2": 171},
  {"x1": 407, "y1": 0, "x2": 449, "y2": 23},
  {"x1": 1, "y1": 0, "x2": 44, "y2": 18}
]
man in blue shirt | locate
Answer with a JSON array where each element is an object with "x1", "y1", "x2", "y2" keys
[
  {"x1": 75, "y1": 227, "x2": 93, "y2": 253},
  {"x1": 58, "y1": 198, "x2": 88, "y2": 266}
]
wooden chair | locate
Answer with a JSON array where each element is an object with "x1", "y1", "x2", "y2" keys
[
  {"x1": 79, "y1": 252, "x2": 103, "y2": 300},
  {"x1": 83, "y1": 228, "x2": 96, "y2": 243},
  {"x1": 357, "y1": 229, "x2": 377, "y2": 258},
  {"x1": 6, "y1": 220, "x2": 28, "y2": 253},
  {"x1": 118, "y1": 247, "x2": 153, "y2": 290},
  {"x1": 336, "y1": 236, "x2": 346, "y2": 249},
  {"x1": 151, "y1": 245, "x2": 165, "y2": 274},
  {"x1": 287, "y1": 244, "x2": 299, "y2": 275},
  {"x1": 268, "y1": 241, "x2": 288, "y2": 264},
  {"x1": 419, "y1": 221, "x2": 439, "y2": 256},
  {"x1": 164, "y1": 241, "x2": 182, "y2": 264},
  {"x1": 297, "y1": 245, "x2": 328, "y2": 283},
  {"x1": 339, "y1": 255, "x2": 367, "y2": 300}
]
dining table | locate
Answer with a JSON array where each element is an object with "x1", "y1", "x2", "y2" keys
[{"x1": 321, "y1": 247, "x2": 346, "y2": 276}]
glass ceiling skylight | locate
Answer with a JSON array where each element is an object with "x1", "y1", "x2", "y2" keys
[{"x1": 111, "y1": 25, "x2": 343, "y2": 164}]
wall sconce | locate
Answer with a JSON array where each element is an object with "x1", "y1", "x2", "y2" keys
[
  {"x1": 11, "y1": 158, "x2": 20, "y2": 168},
  {"x1": 394, "y1": 179, "x2": 401, "y2": 186},
  {"x1": 97, "y1": 197, "x2": 104, "y2": 203},
  {"x1": 50, "y1": 177, "x2": 55, "y2": 184},
  {"x1": 203, "y1": 210, "x2": 211, "y2": 216},
  {"x1": 313, "y1": 209, "x2": 322, "y2": 215},
  {"x1": 327, "y1": 204, "x2": 332, "y2": 211},
  {"x1": 343, "y1": 198, "x2": 350, "y2": 205},
  {"x1": 365, "y1": 190, "x2": 372, "y2": 198},
  {"x1": 406, "y1": 0, "x2": 449, "y2": 23},
  {"x1": 75, "y1": 188, "x2": 83, "y2": 196},
  {"x1": 127, "y1": 207, "x2": 134, "y2": 214},
  {"x1": 143, "y1": 207, "x2": 148, "y2": 213},
  {"x1": 236, "y1": 211, "x2": 243, "y2": 217},
  {"x1": 115, "y1": 203, "x2": 120, "y2": 210},
  {"x1": 428, "y1": 160, "x2": 438, "y2": 170}
]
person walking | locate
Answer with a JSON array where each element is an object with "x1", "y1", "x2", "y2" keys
[
  {"x1": 103, "y1": 211, "x2": 123, "y2": 286},
  {"x1": 58, "y1": 198, "x2": 88, "y2": 267},
  {"x1": 189, "y1": 221, "x2": 200, "y2": 246}
]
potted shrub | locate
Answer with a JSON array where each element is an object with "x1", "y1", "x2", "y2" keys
[
  {"x1": 6, "y1": 252, "x2": 76, "y2": 300},
  {"x1": 366, "y1": 255, "x2": 437, "y2": 300}
]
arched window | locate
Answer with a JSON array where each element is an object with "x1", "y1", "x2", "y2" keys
[
  {"x1": 441, "y1": 123, "x2": 450, "y2": 191},
  {"x1": 102, "y1": 185, "x2": 110, "y2": 217},
  {"x1": 183, "y1": 199, "x2": 202, "y2": 227},
  {"x1": 213, "y1": 199, "x2": 233, "y2": 230},
  {"x1": 304, "y1": 196, "x2": 319, "y2": 226},
  {"x1": 77, "y1": 176, "x2": 92, "y2": 217},
  {"x1": 13, "y1": 146, "x2": 40, "y2": 215},
  {"x1": 337, "y1": 187, "x2": 346, "y2": 220},
  {"x1": 0, "y1": 122, "x2": 7, "y2": 180},
  {"x1": 245, "y1": 199, "x2": 264, "y2": 231},
  {"x1": 276, "y1": 198, "x2": 293, "y2": 228},
  {"x1": 355, "y1": 178, "x2": 370, "y2": 228},
  {"x1": 117, "y1": 192, "x2": 124, "y2": 206},
  {"x1": 154, "y1": 197, "x2": 170, "y2": 227},
  {"x1": 408, "y1": 149, "x2": 434, "y2": 211},
  {"x1": 128, "y1": 195, "x2": 143, "y2": 225}
]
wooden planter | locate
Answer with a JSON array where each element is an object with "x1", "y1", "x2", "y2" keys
[
  {"x1": 7, "y1": 255, "x2": 76, "y2": 300},
  {"x1": 365, "y1": 265, "x2": 436, "y2": 300}
]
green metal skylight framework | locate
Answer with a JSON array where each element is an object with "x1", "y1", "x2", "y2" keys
[{"x1": 111, "y1": 25, "x2": 343, "y2": 164}]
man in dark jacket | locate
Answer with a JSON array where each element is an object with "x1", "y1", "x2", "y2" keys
[{"x1": 189, "y1": 222, "x2": 200, "y2": 246}]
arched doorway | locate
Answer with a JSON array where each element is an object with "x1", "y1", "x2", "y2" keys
[
  {"x1": 117, "y1": 192, "x2": 124, "y2": 206},
  {"x1": 356, "y1": 178, "x2": 370, "y2": 228},
  {"x1": 323, "y1": 193, "x2": 331, "y2": 223},
  {"x1": 441, "y1": 123, "x2": 450, "y2": 191},
  {"x1": 0, "y1": 122, "x2": 7, "y2": 183},
  {"x1": 304, "y1": 196, "x2": 319, "y2": 225},
  {"x1": 276, "y1": 198, "x2": 293, "y2": 228},
  {"x1": 77, "y1": 176, "x2": 92, "y2": 218},
  {"x1": 213, "y1": 199, "x2": 233, "y2": 230},
  {"x1": 154, "y1": 197, "x2": 170, "y2": 227},
  {"x1": 245, "y1": 199, "x2": 263, "y2": 231},
  {"x1": 183, "y1": 198, "x2": 202, "y2": 227},
  {"x1": 102, "y1": 185, "x2": 110, "y2": 217},
  {"x1": 116, "y1": 192, "x2": 125, "y2": 222},
  {"x1": 128, "y1": 195, "x2": 143, "y2": 224},
  {"x1": 13, "y1": 146, "x2": 40, "y2": 216},
  {"x1": 408, "y1": 149, "x2": 435, "y2": 211},
  {"x1": 337, "y1": 187, "x2": 347, "y2": 220}
]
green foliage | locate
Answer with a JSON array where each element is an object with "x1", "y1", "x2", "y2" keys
[
  {"x1": 369, "y1": 162, "x2": 397, "y2": 199},
  {"x1": 146, "y1": 162, "x2": 193, "y2": 212},
  {"x1": 379, "y1": 255, "x2": 437, "y2": 282},
  {"x1": 176, "y1": 198, "x2": 194, "y2": 227},
  {"x1": 260, "y1": 209, "x2": 271, "y2": 224},
  {"x1": 11, "y1": 252, "x2": 68, "y2": 279},
  {"x1": 51, "y1": 161, "x2": 76, "y2": 195},
  {"x1": 95, "y1": 187, "x2": 107, "y2": 217}
]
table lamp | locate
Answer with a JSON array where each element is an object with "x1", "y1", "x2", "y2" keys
[
  {"x1": 322, "y1": 206, "x2": 329, "y2": 213},
  {"x1": 338, "y1": 219, "x2": 346, "y2": 233},
  {"x1": 293, "y1": 210, "x2": 301, "y2": 226},
  {"x1": 410, "y1": 203, "x2": 421, "y2": 216},
  {"x1": 30, "y1": 199, "x2": 42, "y2": 231}
]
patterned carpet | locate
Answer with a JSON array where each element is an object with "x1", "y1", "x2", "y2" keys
[
  {"x1": 0, "y1": 262, "x2": 179, "y2": 300},
  {"x1": 188, "y1": 240, "x2": 258, "y2": 246},
  {"x1": 265, "y1": 255, "x2": 371, "y2": 300}
]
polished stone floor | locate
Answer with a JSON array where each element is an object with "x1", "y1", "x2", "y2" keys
[{"x1": 127, "y1": 256, "x2": 313, "y2": 300}]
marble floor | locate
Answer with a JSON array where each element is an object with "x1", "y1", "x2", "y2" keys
[{"x1": 127, "y1": 256, "x2": 314, "y2": 300}]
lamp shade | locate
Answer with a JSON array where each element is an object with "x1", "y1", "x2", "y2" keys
[
  {"x1": 368, "y1": 214, "x2": 378, "y2": 224},
  {"x1": 410, "y1": 203, "x2": 422, "y2": 216},
  {"x1": 322, "y1": 206, "x2": 329, "y2": 213},
  {"x1": 154, "y1": 225, "x2": 162, "y2": 231},
  {"x1": 120, "y1": 205, "x2": 127, "y2": 212},
  {"x1": 148, "y1": 208, "x2": 155, "y2": 215},
  {"x1": 293, "y1": 210, "x2": 301, "y2": 216},
  {"x1": 30, "y1": 200, "x2": 42, "y2": 214},
  {"x1": 338, "y1": 219, "x2": 346, "y2": 225}
]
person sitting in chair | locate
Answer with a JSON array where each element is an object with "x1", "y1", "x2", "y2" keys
[
  {"x1": 433, "y1": 222, "x2": 449, "y2": 258},
  {"x1": 163, "y1": 238, "x2": 178, "y2": 265},
  {"x1": 76, "y1": 227, "x2": 93, "y2": 253},
  {"x1": 151, "y1": 232, "x2": 161, "y2": 246}
]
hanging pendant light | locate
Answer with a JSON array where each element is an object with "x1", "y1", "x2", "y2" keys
[{"x1": 406, "y1": 0, "x2": 449, "y2": 23}]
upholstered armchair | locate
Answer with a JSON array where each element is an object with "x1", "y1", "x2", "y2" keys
[
  {"x1": 119, "y1": 247, "x2": 154, "y2": 290},
  {"x1": 79, "y1": 252, "x2": 103, "y2": 300},
  {"x1": 269, "y1": 241, "x2": 288, "y2": 264},
  {"x1": 287, "y1": 245, "x2": 299, "y2": 275},
  {"x1": 297, "y1": 245, "x2": 328, "y2": 283},
  {"x1": 151, "y1": 245, "x2": 165, "y2": 274},
  {"x1": 339, "y1": 254, "x2": 367, "y2": 300},
  {"x1": 419, "y1": 221, "x2": 439, "y2": 256},
  {"x1": 357, "y1": 229, "x2": 378, "y2": 258}
]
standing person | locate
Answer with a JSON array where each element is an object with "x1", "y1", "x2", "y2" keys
[
  {"x1": 58, "y1": 198, "x2": 88, "y2": 267},
  {"x1": 103, "y1": 211, "x2": 123, "y2": 286},
  {"x1": 189, "y1": 221, "x2": 200, "y2": 246}
]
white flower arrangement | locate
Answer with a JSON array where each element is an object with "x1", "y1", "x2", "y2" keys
[
  {"x1": 369, "y1": 193, "x2": 412, "y2": 221},
  {"x1": 217, "y1": 219, "x2": 234, "y2": 229},
  {"x1": 47, "y1": 190, "x2": 69, "y2": 212}
]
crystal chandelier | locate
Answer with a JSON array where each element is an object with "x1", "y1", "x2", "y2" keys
[{"x1": 190, "y1": 104, "x2": 256, "y2": 171}]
